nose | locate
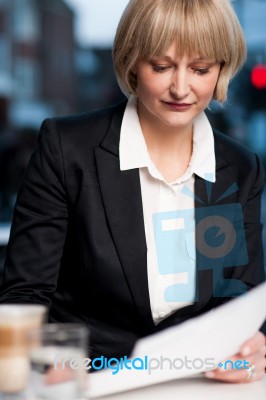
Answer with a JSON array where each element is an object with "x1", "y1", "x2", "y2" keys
[{"x1": 170, "y1": 68, "x2": 190, "y2": 99}]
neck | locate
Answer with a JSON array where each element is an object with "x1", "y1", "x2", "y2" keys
[
  {"x1": 137, "y1": 102, "x2": 193, "y2": 152},
  {"x1": 137, "y1": 105, "x2": 193, "y2": 182}
]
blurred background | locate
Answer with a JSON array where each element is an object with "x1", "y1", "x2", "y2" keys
[{"x1": 0, "y1": 0, "x2": 265, "y2": 280}]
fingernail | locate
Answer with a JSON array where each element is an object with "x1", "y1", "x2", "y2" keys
[
  {"x1": 241, "y1": 347, "x2": 250, "y2": 356},
  {"x1": 205, "y1": 371, "x2": 215, "y2": 378}
]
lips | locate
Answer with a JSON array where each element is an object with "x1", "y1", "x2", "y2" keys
[
  {"x1": 167, "y1": 103, "x2": 191, "y2": 106},
  {"x1": 163, "y1": 101, "x2": 193, "y2": 111}
]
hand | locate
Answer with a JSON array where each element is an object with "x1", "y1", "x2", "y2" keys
[
  {"x1": 204, "y1": 331, "x2": 266, "y2": 383},
  {"x1": 45, "y1": 365, "x2": 75, "y2": 385}
]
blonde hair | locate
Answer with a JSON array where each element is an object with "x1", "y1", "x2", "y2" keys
[{"x1": 113, "y1": 0, "x2": 246, "y2": 102}]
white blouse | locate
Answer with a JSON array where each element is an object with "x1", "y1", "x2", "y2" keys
[{"x1": 119, "y1": 96, "x2": 216, "y2": 325}]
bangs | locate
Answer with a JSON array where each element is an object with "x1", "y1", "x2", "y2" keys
[{"x1": 138, "y1": 0, "x2": 233, "y2": 63}]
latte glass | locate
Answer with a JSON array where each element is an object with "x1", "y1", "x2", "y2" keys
[{"x1": 0, "y1": 304, "x2": 47, "y2": 398}]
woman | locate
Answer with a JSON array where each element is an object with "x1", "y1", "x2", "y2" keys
[{"x1": 0, "y1": 0, "x2": 265, "y2": 383}]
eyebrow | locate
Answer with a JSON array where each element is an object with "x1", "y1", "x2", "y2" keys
[
  {"x1": 151, "y1": 56, "x2": 216, "y2": 63},
  {"x1": 192, "y1": 57, "x2": 216, "y2": 63}
]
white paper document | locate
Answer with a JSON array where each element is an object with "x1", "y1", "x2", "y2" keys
[{"x1": 90, "y1": 282, "x2": 266, "y2": 398}]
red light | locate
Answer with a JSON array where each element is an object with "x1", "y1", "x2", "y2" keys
[{"x1": 251, "y1": 65, "x2": 266, "y2": 89}]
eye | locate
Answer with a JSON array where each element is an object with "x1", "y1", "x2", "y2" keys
[
  {"x1": 151, "y1": 64, "x2": 171, "y2": 73},
  {"x1": 193, "y1": 68, "x2": 210, "y2": 75}
]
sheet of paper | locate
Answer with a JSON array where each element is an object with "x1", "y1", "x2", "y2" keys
[{"x1": 89, "y1": 281, "x2": 266, "y2": 398}]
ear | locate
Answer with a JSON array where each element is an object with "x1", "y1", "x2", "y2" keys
[
  {"x1": 131, "y1": 67, "x2": 137, "y2": 76},
  {"x1": 128, "y1": 69, "x2": 138, "y2": 95},
  {"x1": 131, "y1": 60, "x2": 139, "y2": 76}
]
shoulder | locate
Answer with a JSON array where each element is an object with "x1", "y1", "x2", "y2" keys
[
  {"x1": 213, "y1": 129, "x2": 265, "y2": 190},
  {"x1": 39, "y1": 101, "x2": 127, "y2": 147},
  {"x1": 213, "y1": 129, "x2": 262, "y2": 171}
]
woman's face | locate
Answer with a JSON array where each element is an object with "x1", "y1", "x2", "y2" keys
[{"x1": 135, "y1": 42, "x2": 221, "y2": 134}]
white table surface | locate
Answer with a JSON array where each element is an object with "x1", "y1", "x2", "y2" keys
[
  {"x1": 25, "y1": 374, "x2": 266, "y2": 399},
  {"x1": 92, "y1": 374, "x2": 266, "y2": 400}
]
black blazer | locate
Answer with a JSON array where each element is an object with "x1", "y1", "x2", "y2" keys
[{"x1": 0, "y1": 101, "x2": 265, "y2": 360}]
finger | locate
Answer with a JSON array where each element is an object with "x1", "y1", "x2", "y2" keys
[
  {"x1": 45, "y1": 365, "x2": 75, "y2": 385},
  {"x1": 205, "y1": 367, "x2": 263, "y2": 383},
  {"x1": 214, "y1": 346, "x2": 266, "y2": 374},
  {"x1": 240, "y1": 332, "x2": 266, "y2": 357},
  {"x1": 215, "y1": 339, "x2": 265, "y2": 370},
  {"x1": 215, "y1": 353, "x2": 246, "y2": 370},
  {"x1": 213, "y1": 354, "x2": 252, "y2": 374},
  {"x1": 205, "y1": 354, "x2": 266, "y2": 383}
]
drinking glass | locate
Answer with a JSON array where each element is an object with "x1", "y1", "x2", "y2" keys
[
  {"x1": 29, "y1": 324, "x2": 90, "y2": 400},
  {"x1": 0, "y1": 304, "x2": 47, "y2": 399}
]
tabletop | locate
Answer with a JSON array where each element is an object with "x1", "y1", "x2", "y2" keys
[
  {"x1": 25, "y1": 374, "x2": 266, "y2": 399},
  {"x1": 92, "y1": 374, "x2": 266, "y2": 400}
]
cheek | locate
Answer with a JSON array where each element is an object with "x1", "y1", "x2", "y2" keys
[
  {"x1": 138, "y1": 81, "x2": 159, "y2": 100},
  {"x1": 197, "y1": 78, "x2": 219, "y2": 100},
  {"x1": 137, "y1": 72, "x2": 168, "y2": 98}
]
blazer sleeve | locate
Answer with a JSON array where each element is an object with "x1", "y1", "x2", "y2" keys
[
  {"x1": 242, "y1": 154, "x2": 266, "y2": 334},
  {"x1": 243, "y1": 154, "x2": 265, "y2": 285},
  {"x1": 0, "y1": 119, "x2": 68, "y2": 308}
]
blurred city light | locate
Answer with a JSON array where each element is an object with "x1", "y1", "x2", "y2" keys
[{"x1": 251, "y1": 65, "x2": 266, "y2": 89}]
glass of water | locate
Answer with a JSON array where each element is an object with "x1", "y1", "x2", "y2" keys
[{"x1": 28, "y1": 324, "x2": 90, "y2": 400}]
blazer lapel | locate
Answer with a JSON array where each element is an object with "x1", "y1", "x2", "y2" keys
[{"x1": 94, "y1": 103, "x2": 155, "y2": 331}]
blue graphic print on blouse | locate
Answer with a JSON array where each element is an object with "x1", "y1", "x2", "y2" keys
[{"x1": 152, "y1": 178, "x2": 249, "y2": 302}]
